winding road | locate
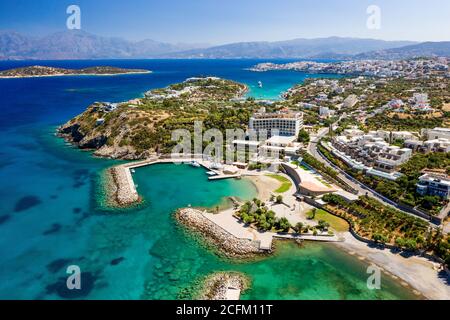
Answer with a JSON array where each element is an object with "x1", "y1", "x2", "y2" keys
[{"x1": 307, "y1": 127, "x2": 436, "y2": 225}]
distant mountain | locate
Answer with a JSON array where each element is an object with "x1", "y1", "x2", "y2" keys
[
  {"x1": 2, "y1": 30, "x2": 449, "y2": 60},
  {"x1": 355, "y1": 41, "x2": 450, "y2": 60},
  {"x1": 0, "y1": 30, "x2": 206, "y2": 60},
  {"x1": 0, "y1": 31, "x2": 37, "y2": 60},
  {"x1": 166, "y1": 37, "x2": 417, "y2": 59}
]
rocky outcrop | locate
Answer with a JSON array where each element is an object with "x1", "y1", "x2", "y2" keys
[
  {"x1": 197, "y1": 272, "x2": 250, "y2": 300},
  {"x1": 58, "y1": 78, "x2": 250, "y2": 160},
  {"x1": 58, "y1": 123, "x2": 84, "y2": 143},
  {"x1": 57, "y1": 103, "x2": 152, "y2": 160},
  {"x1": 176, "y1": 208, "x2": 267, "y2": 258}
]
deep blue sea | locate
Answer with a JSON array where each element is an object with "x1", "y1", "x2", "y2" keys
[{"x1": 0, "y1": 59, "x2": 416, "y2": 300}]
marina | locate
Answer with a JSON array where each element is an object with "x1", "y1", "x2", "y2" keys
[{"x1": 113, "y1": 155, "x2": 247, "y2": 205}]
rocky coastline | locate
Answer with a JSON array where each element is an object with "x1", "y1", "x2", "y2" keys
[
  {"x1": 176, "y1": 208, "x2": 269, "y2": 258},
  {"x1": 196, "y1": 272, "x2": 250, "y2": 300}
]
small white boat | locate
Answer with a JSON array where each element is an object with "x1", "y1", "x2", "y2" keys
[
  {"x1": 258, "y1": 81, "x2": 263, "y2": 88},
  {"x1": 206, "y1": 171, "x2": 217, "y2": 176},
  {"x1": 130, "y1": 169, "x2": 136, "y2": 173},
  {"x1": 190, "y1": 161, "x2": 201, "y2": 168}
]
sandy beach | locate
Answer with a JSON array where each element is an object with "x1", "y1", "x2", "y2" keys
[
  {"x1": 244, "y1": 174, "x2": 278, "y2": 201},
  {"x1": 336, "y1": 232, "x2": 450, "y2": 300}
]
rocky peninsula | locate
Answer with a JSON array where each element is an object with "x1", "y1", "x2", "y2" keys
[
  {"x1": 57, "y1": 77, "x2": 250, "y2": 160},
  {"x1": 0, "y1": 65, "x2": 151, "y2": 78}
]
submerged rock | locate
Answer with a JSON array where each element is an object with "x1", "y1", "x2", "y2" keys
[{"x1": 14, "y1": 195, "x2": 42, "y2": 212}]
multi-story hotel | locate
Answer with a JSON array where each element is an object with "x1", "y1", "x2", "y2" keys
[{"x1": 249, "y1": 108, "x2": 303, "y2": 137}]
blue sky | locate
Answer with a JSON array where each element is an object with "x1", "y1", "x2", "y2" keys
[{"x1": 1, "y1": 0, "x2": 449, "y2": 44}]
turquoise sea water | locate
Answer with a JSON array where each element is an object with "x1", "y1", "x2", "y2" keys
[{"x1": 0, "y1": 59, "x2": 417, "y2": 299}]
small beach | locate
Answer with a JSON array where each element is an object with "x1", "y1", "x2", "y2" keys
[{"x1": 335, "y1": 233, "x2": 450, "y2": 300}]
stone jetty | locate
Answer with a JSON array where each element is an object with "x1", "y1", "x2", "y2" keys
[
  {"x1": 176, "y1": 208, "x2": 267, "y2": 258},
  {"x1": 110, "y1": 165, "x2": 139, "y2": 205}
]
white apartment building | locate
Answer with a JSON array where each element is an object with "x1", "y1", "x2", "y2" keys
[
  {"x1": 328, "y1": 133, "x2": 413, "y2": 180},
  {"x1": 260, "y1": 135, "x2": 302, "y2": 158},
  {"x1": 342, "y1": 94, "x2": 359, "y2": 109},
  {"x1": 405, "y1": 138, "x2": 450, "y2": 153},
  {"x1": 410, "y1": 93, "x2": 433, "y2": 112},
  {"x1": 343, "y1": 128, "x2": 417, "y2": 142},
  {"x1": 368, "y1": 130, "x2": 417, "y2": 142},
  {"x1": 319, "y1": 106, "x2": 334, "y2": 118},
  {"x1": 421, "y1": 127, "x2": 450, "y2": 140},
  {"x1": 416, "y1": 172, "x2": 450, "y2": 199},
  {"x1": 249, "y1": 108, "x2": 303, "y2": 137},
  {"x1": 343, "y1": 127, "x2": 364, "y2": 137}
]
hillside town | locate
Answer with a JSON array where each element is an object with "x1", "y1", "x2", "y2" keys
[{"x1": 250, "y1": 57, "x2": 450, "y2": 78}]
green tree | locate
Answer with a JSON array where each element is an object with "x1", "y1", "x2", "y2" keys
[
  {"x1": 294, "y1": 222, "x2": 304, "y2": 233},
  {"x1": 276, "y1": 195, "x2": 283, "y2": 204},
  {"x1": 297, "y1": 129, "x2": 310, "y2": 143},
  {"x1": 276, "y1": 217, "x2": 291, "y2": 232}
]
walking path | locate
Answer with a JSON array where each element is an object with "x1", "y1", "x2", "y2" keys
[{"x1": 203, "y1": 207, "x2": 340, "y2": 251}]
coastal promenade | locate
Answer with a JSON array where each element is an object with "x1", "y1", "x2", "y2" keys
[{"x1": 202, "y1": 207, "x2": 341, "y2": 251}]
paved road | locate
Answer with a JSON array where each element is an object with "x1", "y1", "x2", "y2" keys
[
  {"x1": 307, "y1": 127, "x2": 434, "y2": 225},
  {"x1": 308, "y1": 127, "x2": 371, "y2": 197}
]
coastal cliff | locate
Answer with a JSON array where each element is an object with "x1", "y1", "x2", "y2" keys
[{"x1": 58, "y1": 77, "x2": 251, "y2": 160}]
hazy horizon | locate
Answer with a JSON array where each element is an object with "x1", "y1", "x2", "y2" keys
[{"x1": 1, "y1": 0, "x2": 449, "y2": 44}]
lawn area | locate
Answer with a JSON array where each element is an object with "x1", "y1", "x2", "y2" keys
[
  {"x1": 266, "y1": 174, "x2": 292, "y2": 193},
  {"x1": 309, "y1": 209, "x2": 349, "y2": 232}
]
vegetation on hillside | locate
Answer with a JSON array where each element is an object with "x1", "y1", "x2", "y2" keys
[{"x1": 58, "y1": 78, "x2": 255, "y2": 159}]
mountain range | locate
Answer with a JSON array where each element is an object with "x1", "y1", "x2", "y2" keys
[
  {"x1": 1, "y1": 30, "x2": 450, "y2": 60},
  {"x1": 0, "y1": 30, "x2": 206, "y2": 60}
]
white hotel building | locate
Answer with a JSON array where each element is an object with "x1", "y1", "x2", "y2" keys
[
  {"x1": 232, "y1": 108, "x2": 304, "y2": 161},
  {"x1": 249, "y1": 108, "x2": 303, "y2": 137}
]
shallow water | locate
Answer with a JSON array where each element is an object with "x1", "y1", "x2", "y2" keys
[{"x1": 0, "y1": 59, "x2": 417, "y2": 299}]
